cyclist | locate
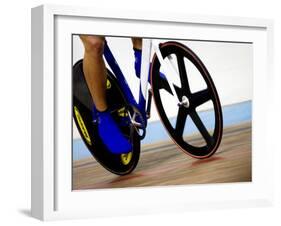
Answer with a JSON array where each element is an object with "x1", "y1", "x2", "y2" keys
[{"x1": 79, "y1": 35, "x2": 143, "y2": 154}]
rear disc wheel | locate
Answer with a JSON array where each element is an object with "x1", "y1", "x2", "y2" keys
[{"x1": 73, "y1": 59, "x2": 140, "y2": 175}]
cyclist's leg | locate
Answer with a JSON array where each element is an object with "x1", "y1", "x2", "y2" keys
[
  {"x1": 131, "y1": 37, "x2": 142, "y2": 50},
  {"x1": 131, "y1": 37, "x2": 165, "y2": 81},
  {"x1": 131, "y1": 38, "x2": 142, "y2": 78},
  {"x1": 80, "y1": 35, "x2": 132, "y2": 154},
  {"x1": 80, "y1": 35, "x2": 107, "y2": 111}
]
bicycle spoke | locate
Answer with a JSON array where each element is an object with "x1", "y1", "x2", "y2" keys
[
  {"x1": 174, "y1": 84, "x2": 184, "y2": 101},
  {"x1": 191, "y1": 89, "x2": 211, "y2": 108},
  {"x1": 158, "y1": 74, "x2": 173, "y2": 95},
  {"x1": 189, "y1": 110, "x2": 213, "y2": 146},
  {"x1": 176, "y1": 54, "x2": 191, "y2": 94},
  {"x1": 175, "y1": 107, "x2": 188, "y2": 137}
]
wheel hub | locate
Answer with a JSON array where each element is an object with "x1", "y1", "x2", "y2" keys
[{"x1": 178, "y1": 96, "x2": 190, "y2": 108}]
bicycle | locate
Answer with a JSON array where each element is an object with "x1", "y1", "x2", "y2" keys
[{"x1": 73, "y1": 38, "x2": 223, "y2": 175}]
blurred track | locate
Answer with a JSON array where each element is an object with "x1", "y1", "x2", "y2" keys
[{"x1": 73, "y1": 122, "x2": 251, "y2": 190}]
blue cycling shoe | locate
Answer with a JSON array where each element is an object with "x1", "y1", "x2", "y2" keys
[{"x1": 93, "y1": 108, "x2": 132, "y2": 154}]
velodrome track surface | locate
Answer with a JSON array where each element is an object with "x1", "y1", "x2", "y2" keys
[{"x1": 73, "y1": 122, "x2": 251, "y2": 190}]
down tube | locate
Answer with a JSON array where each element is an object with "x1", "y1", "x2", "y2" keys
[{"x1": 103, "y1": 41, "x2": 138, "y2": 108}]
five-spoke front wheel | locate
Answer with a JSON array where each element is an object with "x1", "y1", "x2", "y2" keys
[{"x1": 151, "y1": 41, "x2": 223, "y2": 158}]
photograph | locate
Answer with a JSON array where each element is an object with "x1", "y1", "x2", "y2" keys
[
  {"x1": 72, "y1": 35, "x2": 252, "y2": 190},
  {"x1": 29, "y1": 2, "x2": 277, "y2": 222}
]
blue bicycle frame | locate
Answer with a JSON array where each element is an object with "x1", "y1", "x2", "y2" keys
[{"x1": 103, "y1": 41, "x2": 148, "y2": 127}]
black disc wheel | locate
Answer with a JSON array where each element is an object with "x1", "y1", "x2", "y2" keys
[
  {"x1": 73, "y1": 59, "x2": 140, "y2": 175},
  {"x1": 151, "y1": 41, "x2": 223, "y2": 158}
]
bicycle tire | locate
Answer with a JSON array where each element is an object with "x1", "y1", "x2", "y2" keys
[{"x1": 151, "y1": 41, "x2": 223, "y2": 159}]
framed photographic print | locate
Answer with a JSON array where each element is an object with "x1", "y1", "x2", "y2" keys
[{"x1": 31, "y1": 4, "x2": 274, "y2": 221}]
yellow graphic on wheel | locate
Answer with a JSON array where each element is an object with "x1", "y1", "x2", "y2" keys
[
  {"x1": 74, "y1": 106, "x2": 92, "y2": 146},
  {"x1": 117, "y1": 107, "x2": 128, "y2": 117},
  {"x1": 121, "y1": 152, "x2": 132, "y2": 165},
  {"x1": 106, "y1": 79, "x2": 111, "y2": 89}
]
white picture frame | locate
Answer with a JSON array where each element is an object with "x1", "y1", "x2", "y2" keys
[{"x1": 31, "y1": 4, "x2": 274, "y2": 221}]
